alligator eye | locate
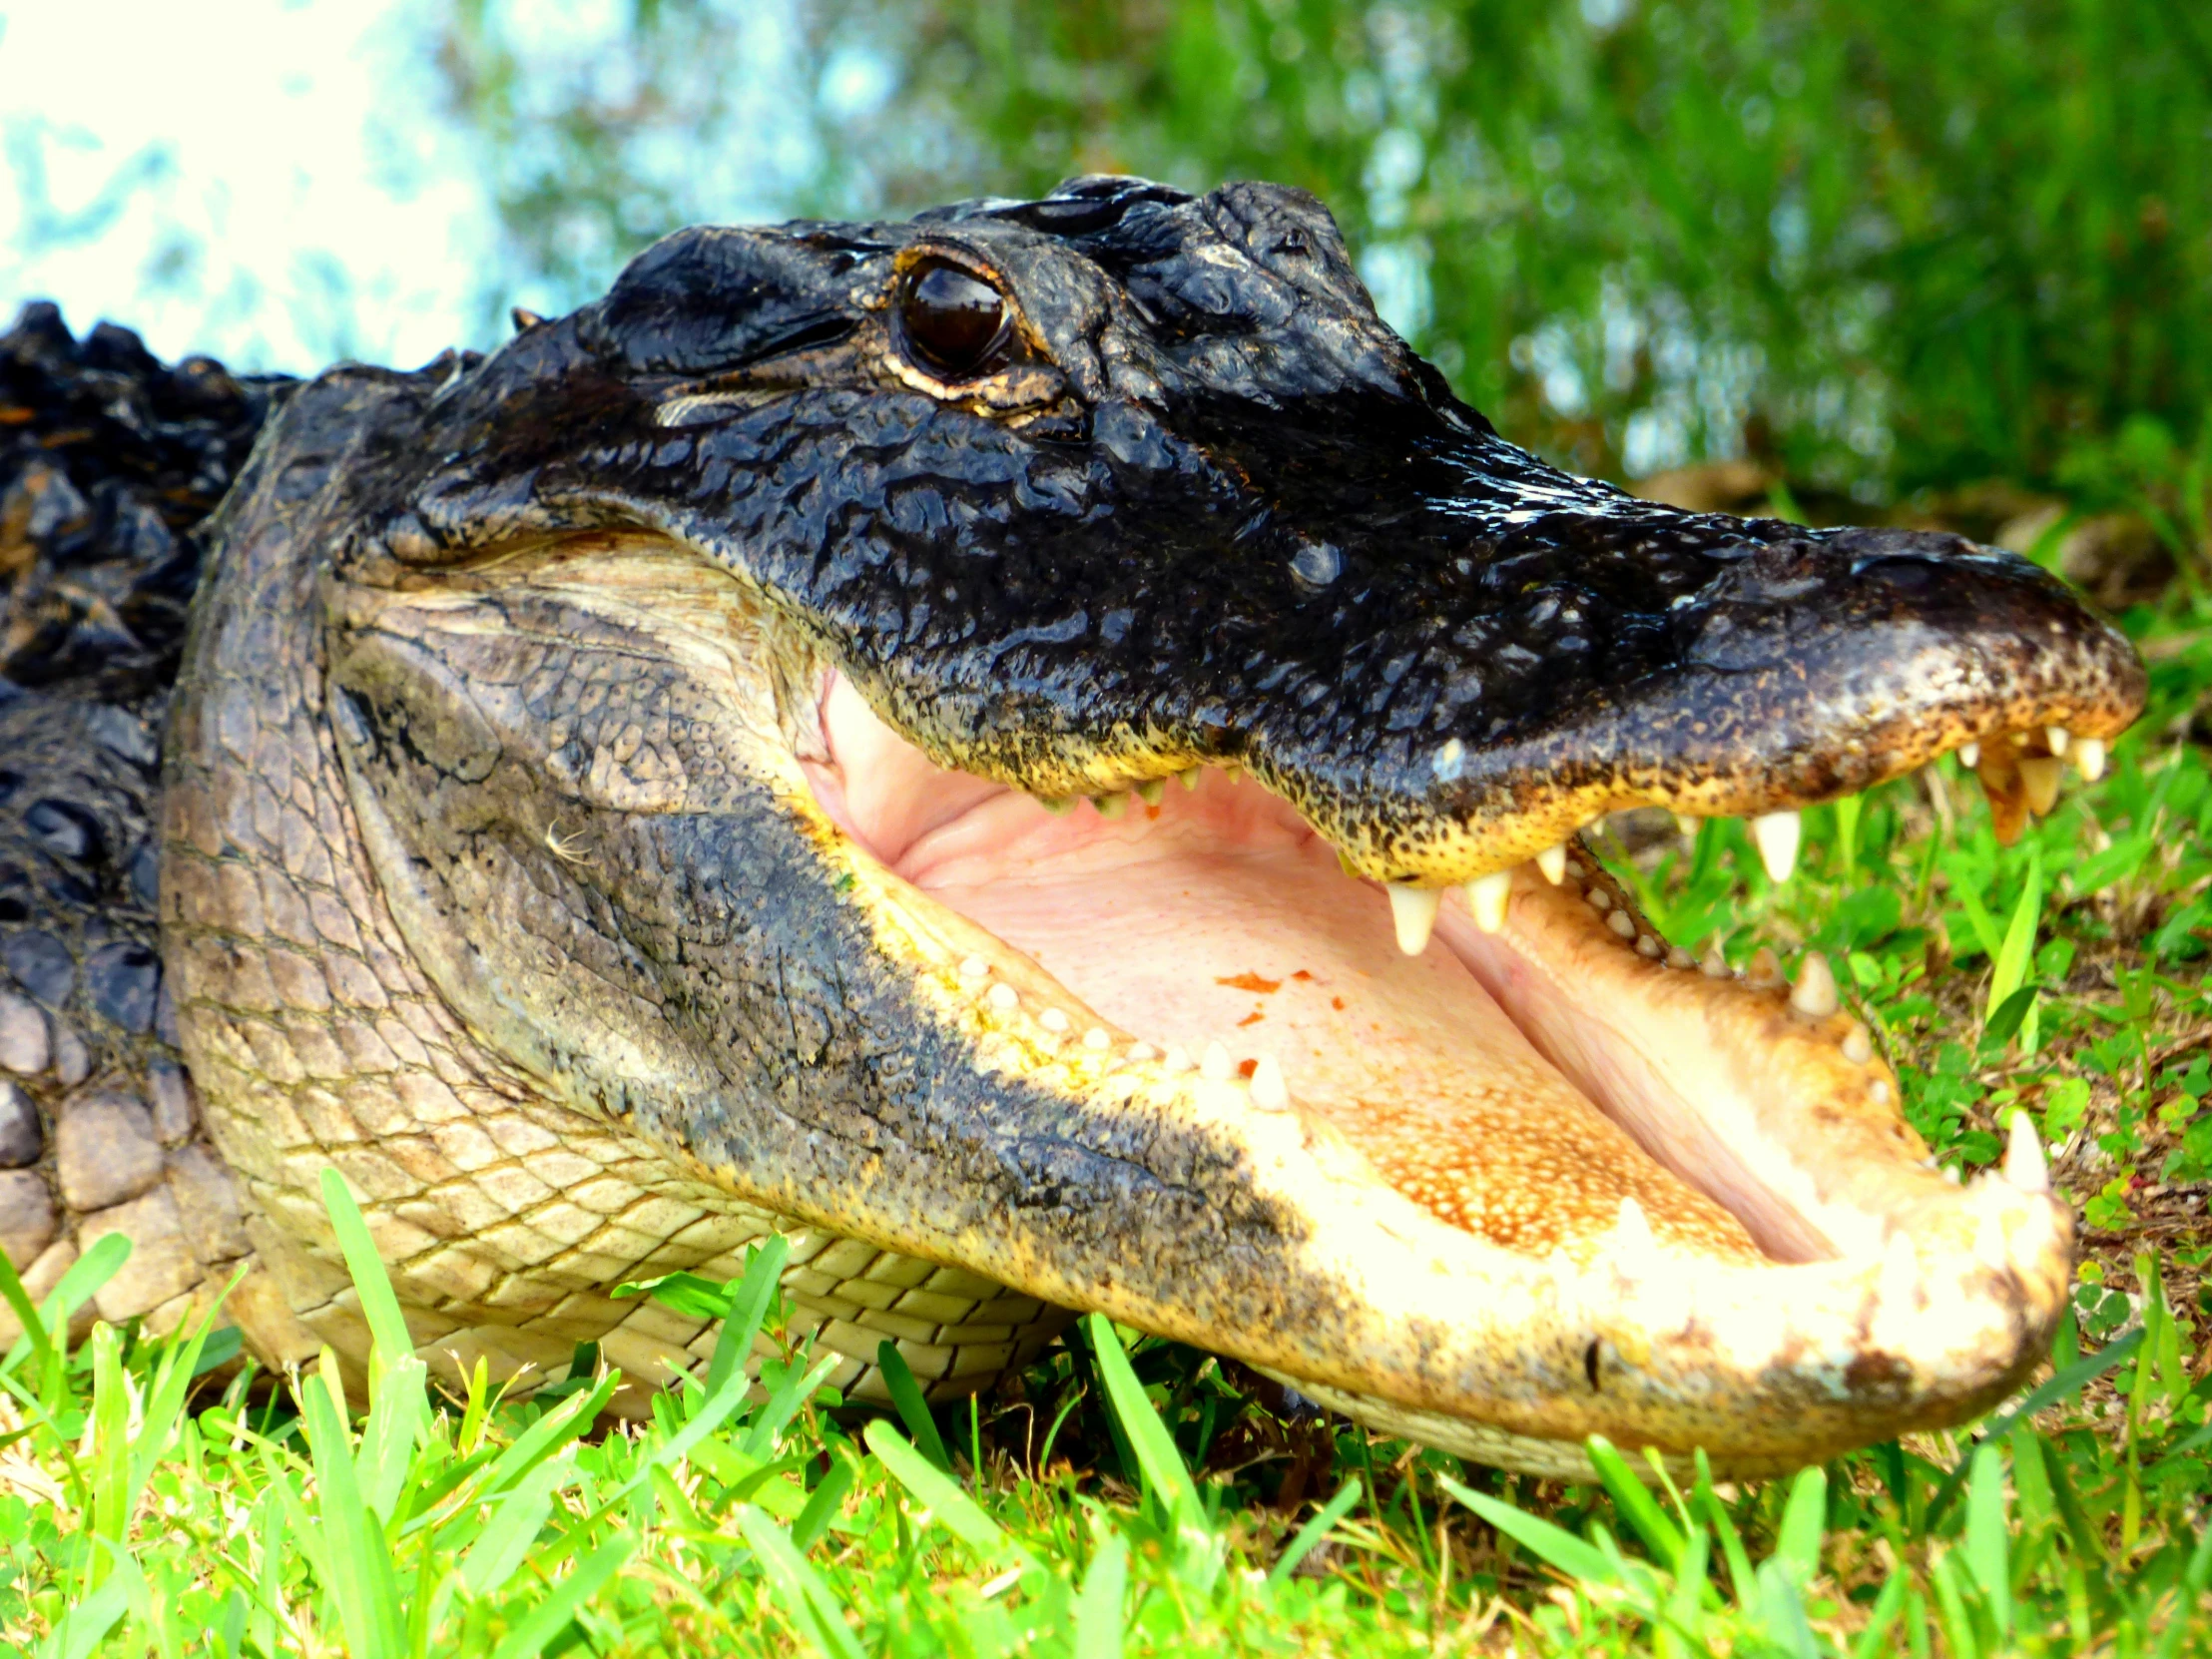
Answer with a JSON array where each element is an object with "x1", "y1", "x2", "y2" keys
[{"x1": 899, "y1": 263, "x2": 1011, "y2": 379}]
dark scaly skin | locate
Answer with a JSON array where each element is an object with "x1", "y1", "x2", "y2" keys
[{"x1": 0, "y1": 177, "x2": 2145, "y2": 1475}]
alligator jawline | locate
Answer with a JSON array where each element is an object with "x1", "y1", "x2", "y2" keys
[{"x1": 799, "y1": 663, "x2": 2074, "y2": 1452}]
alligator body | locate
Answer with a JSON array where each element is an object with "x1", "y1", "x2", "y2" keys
[{"x1": 0, "y1": 177, "x2": 2144, "y2": 1477}]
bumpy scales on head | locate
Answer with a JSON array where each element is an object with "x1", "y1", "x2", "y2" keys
[{"x1": 0, "y1": 175, "x2": 2143, "y2": 1478}]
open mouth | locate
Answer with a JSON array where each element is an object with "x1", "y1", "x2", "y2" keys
[{"x1": 796, "y1": 665, "x2": 2082, "y2": 1466}]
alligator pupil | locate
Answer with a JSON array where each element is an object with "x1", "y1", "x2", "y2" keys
[{"x1": 900, "y1": 263, "x2": 1008, "y2": 378}]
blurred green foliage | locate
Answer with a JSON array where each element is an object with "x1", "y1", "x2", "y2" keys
[{"x1": 437, "y1": 0, "x2": 2212, "y2": 501}]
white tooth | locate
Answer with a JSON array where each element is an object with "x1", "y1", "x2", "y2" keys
[
  {"x1": 1942, "y1": 1163, "x2": 1961, "y2": 1186},
  {"x1": 1201, "y1": 1041, "x2": 1234, "y2": 1082},
  {"x1": 1586, "y1": 885, "x2": 1612, "y2": 912},
  {"x1": 1674, "y1": 813, "x2": 1699, "y2": 838},
  {"x1": 1959, "y1": 742, "x2": 1980, "y2": 771},
  {"x1": 1636, "y1": 934, "x2": 1661, "y2": 957},
  {"x1": 1136, "y1": 778, "x2": 1165, "y2": 807},
  {"x1": 1039, "y1": 1007, "x2": 1070, "y2": 1033},
  {"x1": 2075, "y1": 737, "x2": 2106, "y2": 782},
  {"x1": 1871, "y1": 1079, "x2": 1893, "y2": 1105},
  {"x1": 1973, "y1": 1204, "x2": 2008, "y2": 1267},
  {"x1": 1746, "y1": 946, "x2": 1783, "y2": 989},
  {"x1": 1094, "y1": 793, "x2": 1128, "y2": 819},
  {"x1": 1700, "y1": 943, "x2": 1730, "y2": 978},
  {"x1": 1082, "y1": 1026, "x2": 1111, "y2": 1052},
  {"x1": 1467, "y1": 870, "x2": 1512, "y2": 933},
  {"x1": 2046, "y1": 726, "x2": 2069, "y2": 756},
  {"x1": 958, "y1": 955, "x2": 990, "y2": 981},
  {"x1": 987, "y1": 982, "x2": 1018, "y2": 1011},
  {"x1": 1163, "y1": 1045, "x2": 1194, "y2": 1073},
  {"x1": 1038, "y1": 796, "x2": 1075, "y2": 816},
  {"x1": 2018, "y1": 756, "x2": 2062, "y2": 816},
  {"x1": 1751, "y1": 811, "x2": 1801, "y2": 882},
  {"x1": 1842, "y1": 1022, "x2": 1873, "y2": 1063},
  {"x1": 1126, "y1": 1041, "x2": 1158, "y2": 1063},
  {"x1": 1789, "y1": 950, "x2": 1839, "y2": 1018},
  {"x1": 1387, "y1": 883, "x2": 1441, "y2": 955},
  {"x1": 1249, "y1": 1055, "x2": 1290, "y2": 1110},
  {"x1": 1665, "y1": 946, "x2": 1694, "y2": 969},
  {"x1": 1222, "y1": 765, "x2": 1244, "y2": 785},
  {"x1": 1605, "y1": 1195, "x2": 1659, "y2": 1266},
  {"x1": 2004, "y1": 1111, "x2": 2049, "y2": 1195},
  {"x1": 1536, "y1": 843, "x2": 1568, "y2": 885},
  {"x1": 1608, "y1": 909, "x2": 1636, "y2": 939}
]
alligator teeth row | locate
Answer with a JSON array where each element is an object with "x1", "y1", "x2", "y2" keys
[{"x1": 1033, "y1": 722, "x2": 2108, "y2": 902}]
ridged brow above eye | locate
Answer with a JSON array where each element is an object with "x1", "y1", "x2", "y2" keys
[{"x1": 896, "y1": 261, "x2": 1014, "y2": 381}]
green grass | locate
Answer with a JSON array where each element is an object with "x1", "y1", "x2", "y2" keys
[{"x1": 0, "y1": 580, "x2": 2203, "y2": 1656}]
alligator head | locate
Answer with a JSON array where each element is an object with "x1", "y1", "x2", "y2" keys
[{"x1": 168, "y1": 176, "x2": 2143, "y2": 1477}]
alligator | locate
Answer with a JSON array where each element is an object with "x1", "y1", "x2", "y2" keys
[{"x1": 0, "y1": 176, "x2": 2145, "y2": 1478}]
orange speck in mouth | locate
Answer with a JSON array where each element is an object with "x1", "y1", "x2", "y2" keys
[
  {"x1": 1291, "y1": 969, "x2": 1315, "y2": 982},
  {"x1": 1238, "y1": 1010, "x2": 1265, "y2": 1026},
  {"x1": 1331, "y1": 996, "x2": 1346, "y2": 1010},
  {"x1": 1236, "y1": 1058, "x2": 1258, "y2": 1079},
  {"x1": 1217, "y1": 972, "x2": 1282, "y2": 993}
]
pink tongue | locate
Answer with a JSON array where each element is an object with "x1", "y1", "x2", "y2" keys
[{"x1": 914, "y1": 782, "x2": 1680, "y2": 1253}]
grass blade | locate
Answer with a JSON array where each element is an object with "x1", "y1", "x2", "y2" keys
[
  {"x1": 1693, "y1": 1449, "x2": 1757, "y2": 1608},
  {"x1": 1082, "y1": 1314, "x2": 1202, "y2": 1531},
  {"x1": 0, "y1": 1233, "x2": 53, "y2": 1379},
  {"x1": 1983, "y1": 847, "x2": 2042, "y2": 1031},
  {"x1": 5, "y1": 1230, "x2": 132, "y2": 1374},
  {"x1": 705, "y1": 1234, "x2": 791, "y2": 1399},
  {"x1": 458, "y1": 1457, "x2": 571, "y2": 1596},
  {"x1": 1438, "y1": 1472, "x2": 1619, "y2": 1585},
  {"x1": 2152, "y1": 1513, "x2": 2212, "y2": 1659},
  {"x1": 735, "y1": 1504, "x2": 864, "y2": 1659},
  {"x1": 1586, "y1": 1435, "x2": 1687, "y2": 1568},
  {"x1": 1771, "y1": 1466, "x2": 1826, "y2": 1589},
  {"x1": 298, "y1": 1361, "x2": 405, "y2": 1659},
  {"x1": 791, "y1": 1453, "x2": 855, "y2": 1552},
  {"x1": 1962, "y1": 1440, "x2": 2011, "y2": 1637},
  {"x1": 873, "y1": 1341, "x2": 950, "y2": 1471},
  {"x1": 1850, "y1": 1572, "x2": 1911, "y2": 1659},
  {"x1": 1267, "y1": 1476, "x2": 1362, "y2": 1588},
  {"x1": 862, "y1": 1417, "x2": 1021, "y2": 1563},
  {"x1": 739, "y1": 1351, "x2": 839, "y2": 1461},
  {"x1": 318, "y1": 1169, "x2": 412, "y2": 1376},
  {"x1": 1073, "y1": 1532, "x2": 1128, "y2": 1659},
  {"x1": 487, "y1": 1532, "x2": 634, "y2": 1659}
]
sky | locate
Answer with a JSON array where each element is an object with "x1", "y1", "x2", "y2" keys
[
  {"x1": 0, "y1": 0, "x2": 494, "y2": 372},
  {"x1": 5, "y1": 0, "x2": 530, "y2": 373}
]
